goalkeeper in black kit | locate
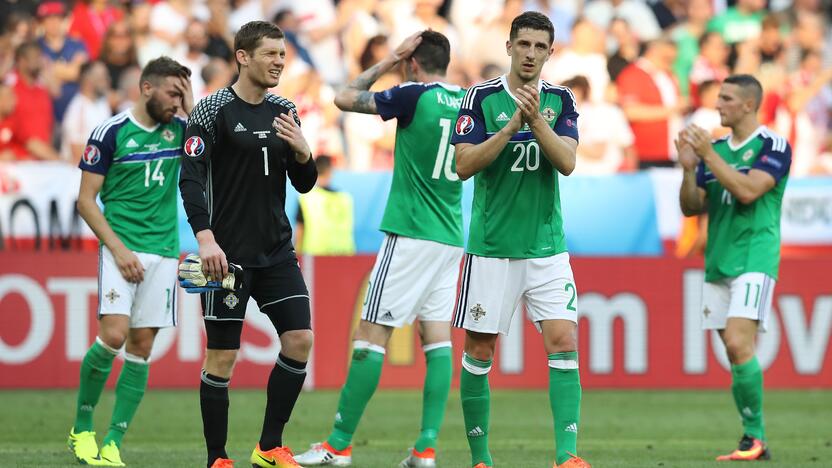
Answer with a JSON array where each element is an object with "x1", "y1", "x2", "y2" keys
[{"x1": 178, "y1": 21, "x2": 317, "y2": 468}]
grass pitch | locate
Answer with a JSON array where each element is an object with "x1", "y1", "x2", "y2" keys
[{"x1": 1, "y1": 389, "x2": 830, "y2": 467}]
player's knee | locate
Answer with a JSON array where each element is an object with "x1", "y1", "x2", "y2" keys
[
  {"x1": 542, "y1": 322, "x2": 578, "y2": 354},
  {"x1": 205, "y1": 349, "x2": 239, "y2": 377},
  {"x1": 98, "y1": 329, "x2": 127, "y2": 351},
  {"x1": 464, "y1": 333, "x2": 496, "y2": 361},
  {"x1": 280, "y1": 329, "x2": 314, "y2": 360},
  {"x1": 723, "y1": 334, "x2": 753, "y2": 364}
]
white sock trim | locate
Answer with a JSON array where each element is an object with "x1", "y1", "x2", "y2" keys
[
  {"x1": 423, "y1": 341, "x2": 452, "y2": 353},
  {"x1": 461, "y1": 354, "x2": 491, "y2": 375},
  {"x1": 124, "y1": 352, "x2": 150, "y2": 364},
  {"x1": 548, "y1": 359, "x2": 578, "y2": 369},
  {"x1": 95, "y1": 336, "x2": 121, "y2": 355},
  {"x1": 353, "y1": 340, "x2": 386, "y2": 355}
]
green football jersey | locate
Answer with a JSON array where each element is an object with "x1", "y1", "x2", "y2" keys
[
  {"x1": 373, "y1": 81, "x2": 467, "y2": 247},
  {"x1": 450, "y1": 75, "x2": 579, "y2": 258},
  {"x1": 79, "y1": 111, "x2": 185, "y2": 258},
  {"x1": 695, "y1": 126, "x2": 792, "y2": 281}
]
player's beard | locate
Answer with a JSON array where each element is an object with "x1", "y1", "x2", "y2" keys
[{"x1": 146, "y1": 93, "x2": 174, "y2": 124}]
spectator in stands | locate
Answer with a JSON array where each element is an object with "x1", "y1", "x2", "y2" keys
[
  {"x1": 784, "y1": 12, "x2": 829, "y2": 72},
  {"x1": 783, "y1": 49, "x2": 832, "y2": 176},
  {"x1": 687, "y1": 80, "x2": 730, "y2": 138},
  {"x1": 173, "y1": 20, "x2": 211, "y2": 98},
  {"x1": 671, "y1": 0, "x2": 714, "y2": 99},
  {"x1": 61, "y1": 61, "x2": 111, "y2": 163},
  {"x1": 650, "y1": 0, "x2": 685, "y2": 30},
  {"x1": 607, "y1": 17, "x2": 640, "y2": 81},
  {"x1": 115, "y1": 65, "x2": 141, "y2": 112},
  {"x1": 689, "y1": 32, "x2": 730, "y2": 101},
  {"x1": 584, "y1": 0, "x2": 662, "y2": 42},
  {"x1": 758, "y1": 15, "x2": 785, "y2": 66},
  {"x1": 204, "y1": 0, "x2": 233, "y2": 61},
  {"x1": 38, "y1": 1, "x2": 88, "y2": 123},
  {"x1": 100, "y1": 21, "x2": 138, "y2": 94},
  {"x1": 68, "y1": 0, "x2": 124, "y2": 59},
  {"x1": 295, "y1": 155, "x2": 356, "y2": 256},
  {"x1": 0, "y1": 82, "x2": 18, "y2": 160},
  {"x1": 143, "y1": 0, "x2": 209, "y2": 63},
  {"x1": 617, "y1": 37, "x2": 685, "y2": 169},
  {"x1": 5, "y1": 41, "x2": 59, "y2": 160},
  {"x1": 292, "y1": 0, "x2": 348, "y2": 84},
  {"x1": 523, "y1": 0, "x2": 580, "y2": 45},
  {"x1": 543, "y1": 17, "x2": 609, "y2": 103},
  {"x1": 200, "y1": 58, "x2": 233, "y2": 98},
  {"x1": 564, "y1": 75, "x2": 636, "y2": 174},
  {"x1": 463, "y1": 0, "x2": 521, "y2": 81},
  {"x1": 706, "y1": 0, "x2": 765, "y2": 45},
  {"x1": 343, "y1": 35, "x2": 398, "y2": 170},
  {"x1": 340, "y1": 0, "x2": 385, "y2": 79}
]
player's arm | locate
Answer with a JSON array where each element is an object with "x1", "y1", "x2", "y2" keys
[
  {"x1": 333, "y1": 31, "x2": 422, "y2": 114},
  {"x1": 179, "y1": 100, "x2": 228, "y2": 278},
  {"x1": 677, "y1": 134, "x2": 707, "y2": 216},
  {"x1": 684, "y1": 125, "x2": 787, "y2": 205},
  {"x1": 516, "y1": 85, "x2": 577, "y2": 176},
  {"x1": 77, "y1": 133, "x2": 144, "y2": 283},
  {"x1": 453, "y1": 87, "x2": 511, "y2": 180}
]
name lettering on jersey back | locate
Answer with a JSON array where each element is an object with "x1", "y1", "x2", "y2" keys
[{"x1": 436, "y1": 93, "x2": 462, "y2": 109}]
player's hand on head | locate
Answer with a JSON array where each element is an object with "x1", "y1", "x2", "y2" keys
[
  {"x1": 273, "y1": 111, "x2": 311, "y2": 161},
  {"x1": 392, "y1": 31, "x2": 423, "y2": 62},
  {"x1": 175, "y1": 75, "x2": 194, "y2": 116},
  {"x1": 113, "y1": 246, "x2": 145, "y2": 283},
  {"x1": 198, "y1": 239, "x2": 228, "y2": 280}
]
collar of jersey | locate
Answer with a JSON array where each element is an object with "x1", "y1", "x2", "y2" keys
[
  {"x1": 500, "y1": 74, "x2": 543, "y2": 105},
  {"x1": 127, "y1": 110, "x2": 160, "y2": 133},
  {"x1": 726, "y1": 125, "x2": 764, "y2": 151}
]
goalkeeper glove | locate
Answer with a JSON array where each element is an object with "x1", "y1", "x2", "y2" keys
[{"x1": 178, "y1": 254, "x2": 243, "y2": 293}]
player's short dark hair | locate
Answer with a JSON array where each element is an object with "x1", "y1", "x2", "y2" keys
[
  {"x1": 234, "y1": 20, "x2": 284, "y2": 56},
  {"x1": 510, "y1": 11, "x2": 555, "y2": 45},
  {"x1": 723, "y1": 74, "x2": 763, "y2": 110},
  {"x1": 140, "y1": 56, "x2": 190, "y2": 86},
  {"x1": 412, "y1": 30, "x2": 450, "y2": 75},
  {"x1": 315, "y1": 155, "x2": 334, "y2": 173}
]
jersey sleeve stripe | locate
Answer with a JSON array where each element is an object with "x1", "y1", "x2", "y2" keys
[
  {"x1": 542, "y1": 82, "x2": 578, "y2": 110},
  {"x1": 462, "y1": 77, "x2": 502, "y2": 110},
  {"x1": 91, "y1": 112, "x2": 129, "y2": 142}
]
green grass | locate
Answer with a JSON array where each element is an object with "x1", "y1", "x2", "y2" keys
[{"x1": 1, "y1": 389, "x2": 830, "y2": 467}]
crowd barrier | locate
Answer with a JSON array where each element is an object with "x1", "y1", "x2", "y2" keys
[
  {"x1": 0, "y1": 163, "x2": 830, "y2": 255},
  {"x1": 2, "y1": 253, "x2": 829, "y2": 389}
]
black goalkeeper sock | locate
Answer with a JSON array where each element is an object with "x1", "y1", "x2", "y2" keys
[
  {"x1": 200, "y1": 370, "x2": 230, "y2": 467},
  {"x1": 259, "y1": 354, "x2": 307, "y2": 451}
]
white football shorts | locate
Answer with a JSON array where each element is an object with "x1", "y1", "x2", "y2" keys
[
  {"x1": 98, "y1": 245, "x2": 178, "y2": 328},
  {"x1": 454, "y1": 252, "x2": 578, "y2": 335},
  {"x1": 361, "y1": 234, "x2": 463, "y2": 327},
  {"x1": 702, "y1": 272, "x2": 775, "y2": 332}
]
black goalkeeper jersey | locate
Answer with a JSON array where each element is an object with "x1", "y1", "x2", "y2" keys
[{"x1": 179, "y1": 86, "x2": 317, "y2": 268}]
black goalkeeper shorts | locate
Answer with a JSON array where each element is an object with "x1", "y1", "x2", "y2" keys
[{"x1": 202, "y1": 258, "x2": 310, "y2": 349}]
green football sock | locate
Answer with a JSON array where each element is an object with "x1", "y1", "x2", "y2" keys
[
  {"x1": 731, "y1": 356, "x2": 765, "y2": 440},
  {"x1": 414, "y1": 343, "x2": 452, "y2": 452},
  {"x1": 74, "y1": 338, "x2": 118, "y2": 432},
  {"x1": 549, "y1": 352, "x2": 582, "y2": 465},
  {"x1": 104, "y1": 355, "x2": 150, "y2": 447},
  {"x1": 327, "y1": 342, "x2": 385, "y2": 451},
  {"x1": 460, "y1": 353, "x2": 492, "y2": 467}
]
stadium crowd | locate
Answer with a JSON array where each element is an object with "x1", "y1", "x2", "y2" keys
[{"x1": 0, "y1": 0, "x2": 830, "y2": 175}]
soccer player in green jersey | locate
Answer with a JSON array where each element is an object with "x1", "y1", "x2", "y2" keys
[
  {"x1": 69, "y1": 57, "x2": 193, "y2": 467},
  {"x1": 294, "y1": 31, "x2": 465, "y2": 468},
  {"x1": 679, "y1": 74, "x2": 791, "y2": 462},
  {"x1": 450, "y1": 12, "x2": 589, "y2": 468}
]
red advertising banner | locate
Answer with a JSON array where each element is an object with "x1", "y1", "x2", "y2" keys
[{"x1": 2, "y1": 253, "x2": 830, "y2": 389}]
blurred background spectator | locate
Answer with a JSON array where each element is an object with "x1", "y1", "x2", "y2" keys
[
  {"x1": 61, "y1": 60, "x2": 111, "y2": 163},
  {"x1": 0, "y1": 0, "x2": 827, "y2": 177}
]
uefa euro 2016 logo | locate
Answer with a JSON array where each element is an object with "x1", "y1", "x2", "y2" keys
[
  {"x1": 82, "y1": 144, "x2": 101, "y2": 165},
  {"x1": 455, "y1": 115, "x2": 474, "y2": 136},
  {"x1": 184, "y1": 136, "x2": 205, "y2": 157}
]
